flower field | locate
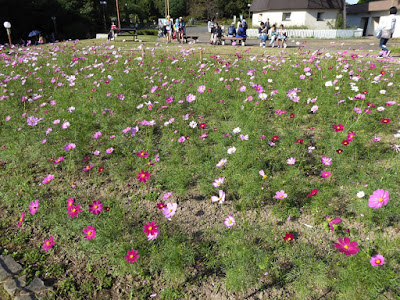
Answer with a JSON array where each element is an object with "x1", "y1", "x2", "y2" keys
[{"x1": 0, "y1": 41, "x2": 399, "y2": 299}]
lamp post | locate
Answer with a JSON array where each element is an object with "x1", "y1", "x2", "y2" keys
[
  {"x1": 100, "y1": 1, "x2": 107, "y2": 33},
  {"x1": 51, "y1": 16, "x2": 57, "y2": 38},
  {"x1": 248, "y1": 4, "x2": 251, "y2": 22},
  {"x1": 3, "y1": 22, "x2": 12, "y2": 45}
]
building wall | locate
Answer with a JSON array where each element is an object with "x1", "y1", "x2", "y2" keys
[
  {"x1": 347, "y1": 13, "x2": 400, "y2": 37},
  {"x1": 252, "y1": 9, "x2": 339, "y2": 29}
]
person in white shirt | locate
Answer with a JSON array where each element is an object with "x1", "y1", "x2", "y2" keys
[{"x1": 380, "y1": 6, "x2": 397, "y2": 56}]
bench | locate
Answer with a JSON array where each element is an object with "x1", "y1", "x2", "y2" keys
[
  {"x1": 221, "y1": 36, "x2": 246, "y2": 46},
  {"x1": 183, "y1": 35, "x2": 199, "y2": 43},
  {"x1": 116, "y1": 28, "x2": 138, "y2": 41}
]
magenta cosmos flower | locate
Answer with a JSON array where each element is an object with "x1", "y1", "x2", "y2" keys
[
  {"x1": 137, "y1": 170, "x2": 151, "y2": 183},
  {"x1": 143, "y1": 221, "x2": 158, "y2": 236},
  {"x1": 89, "y1": 200, "x2": 103, "y2": 214},
  {"x1": 42, "y1": 236, "x2": 55, "y2": 252},
  {"x1": 106, "y1": 147, "x2": 114, "y2": 153},
  {"x1": 93, "y1": 131, "x2": 102, "y2": 139},
  {"x1": 321, "y1": 171, "x2": 331, "y2": 178},
  {"x1": 82, "y1": 225, "x2": 96, "y2": 240},
  {"x1": 64, "y1": 143, "x2": 76, "y2": 151},
  {"x1": 42, "y1": 174, "x2": 54, "y2": 185},
  {"x1": 125, "y1": 248, "x2": 140, "y2": 264},
  {"x1": 334, "y1": 237, "x2": 360, "y2": 256},
  {"x1": 370, "y1": 254, "x2": 385, "y2": 266},
  {"x1": 29, "y1": 200, "x2": 39, "y2": 215},
  {"x1": 368, "y1": 189, "x2": 389, "y2": 209},
  {"x1": 321, "y1": 156, "x2": 332, "y2": 166},
  {"x1": 224, "y1": 215, "x2": 236, "y2": 228},
  {"x1": 163, "y1": 203, "x2": 177, "y2": 218},
  {"x1": 274, "y1": 190, "x2": 287, "y2": 200},
  {"x1": 68, "y1": 205, "x2": 82, "y2": 219},
  {"x1": 326, "y1": 216, "x2": 341, "y2": 231},
  {"x1": 17, "y1": 212, "x2": 25, "y2": 227}
]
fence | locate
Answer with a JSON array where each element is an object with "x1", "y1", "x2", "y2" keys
[{"x1": 246, "y1": 29, "x2": 363, "y2": 39}]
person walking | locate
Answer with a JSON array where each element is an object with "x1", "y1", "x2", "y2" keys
[{"x1": 379, "y1": 6, "x2": 397, "y2": 57}]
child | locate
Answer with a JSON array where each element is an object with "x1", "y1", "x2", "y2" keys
[
  {"x1": 276, "y1": 24, "x2": 287, "y2": 48},
  {"x1": 269, "y1": 24, "x2": 277, "y2": 47}
]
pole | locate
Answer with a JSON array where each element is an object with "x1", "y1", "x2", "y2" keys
[
  {"x1": 7, "y1": 29, "x2": 12, "y2": 45},
  {"x1": 116, "y1": 0, "x2": 121, "y2": 28},
  {"x1": 342, "y1": 0, "x2": 346, "y2": 29},
  {"x1": 102, "y1": 5, "x2": 107, "y2": 33}
]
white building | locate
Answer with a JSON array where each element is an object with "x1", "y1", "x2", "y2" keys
[
  {"x1": 249, "y1": 0, "x2": 343, "y2": 29},
  {"x1": 346, "y1": 0, "x2": 400, "y2": 37}
]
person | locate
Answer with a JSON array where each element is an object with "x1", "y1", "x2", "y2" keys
[
  {"x1": 236, "y1": 23, "x2": 246, "y2": 45},
  {"x1": 109, "y1": 21, "x2": 119, "y2": 40},
  {"x1": 242, "y1": 18, "x2": 248, "y2": 36},
  {"x1": 173, "y1": 18, "x2": 179, "y2": 40},
  {"x1": 210, "y1": 23, "x2": 222, "y2": 44},
  {"x1": 379, "y1": 6, "x2": 397, "y2": 57},
  {"x1": 269, "y1": 24, "x2": 277, "y2": 47},
  {"x1": 228, "y1": 22, "x2": 236, "y2": 37},
  {"x1": 165, "y1": 16, "x2": 173, "y2": 43},
  {"x1": 265, "y1": 18, "x2": 271, "y2": 36},
  {"x1": 258, "y1": 22, "x2": 268, "y2": 47},
  {"x1": 276, "y1": 24, "x2": 287, "y2": 48},
  {"x1": 208, "y1": 18, "x2": 215, "y2": 33},
  {"x1": 178, "y1": 17, "x2": 185, "y2": 43}
]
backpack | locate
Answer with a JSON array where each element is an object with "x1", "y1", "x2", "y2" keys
[
  {"x1": 228, "y1": 26, "x2": 235, "y2": 35},
  {"x1": 242, "y1": 20, "x2": 248, "y2": 31}
]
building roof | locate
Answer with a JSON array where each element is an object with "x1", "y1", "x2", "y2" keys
[
  {"x1": 347, "y1": 0, "x2": 400, "y2": 14},
  {"x1": 250, "y1": 0, "x2": 343, "y2": 12}
]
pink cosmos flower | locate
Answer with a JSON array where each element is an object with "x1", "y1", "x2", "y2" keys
[
  {"x1": 197, "y1": 85, "x2": 206, "y2": 93},
  {"x1": 106, "y1": 147, "x2": 114, "y2": 153},
  {"x1": 311, "y1": 105, "x2": 318, "y2": 113},
  {"x1": 259, "y1": 170, "x2": 267, "y2": 179},
  {"x1": 42, "y1": 174, "x2": 54, "y2": 185},
  {"x1": 68, "y1": 205, "x2": 82, "y2": 218},
  {"x1": 211, "y1": 190, "x2": 225, "y2": 204},
  {"x1": 83, "y1": 164, "x2": 94, "y2": 172},
  {"x1": 212, "y1": 177, "x2": 225, "y2": 188},
  {"x1": 274, "y1": 190, "x2": 287, "y2": 199},
  {"x1": 368, "y1": 189, "x2": 389, "y2": 209},
  {"x1": 186, "y1": 94, "x2": 196, "y2": 102},
  {"x1": 93, "y1": 131, "x2": 102, "y2": 139},
  {"x1": 61, "y1": 121, "x2": 70, "y2": 129},
  {"x1": 125, "y1": 248, "x2": 140, "y2": 264},
  {"x1": 82, "y1": 225, "x2": 96, "y2": 240},
  {"x1": 224, "y1": 215, "x2": 235, "y2": 228},
  {"x1": 42, "y1": 236, "x2": 55, "y2": 252},
  {"x1": 54, "y1": 156, "x2": 65, "y2": 164},
  {"x1": 162, "y1": 203, "x2": 177, "y2": 218},
  {"x1": 64, "y1": 143, "x2": 76, "y2": 151},
  {"x1": 178, "y1": 136, "x2": 186, "y2": 143},
  {"x1": 326, "y1": 216, "x2": 341, "y2": 231},
  {"x1": 163, "y1": 192, "x2": 172, "y2": 200},
  {"x1": 370, "y1": 254, "x2": 385, "y2": 266},
  {"x1": 334, "y1": 237, "x2": 360, "y2": 256},
  {"x1": 286, "y1": 157, "x2": 296, "y2": 165},
  {"x1": 29, "y1": 200, "x2": 39, "y2": 215},
  {"x1": 321, "y1": 156, "x2": 332, "y2": 166},
  {"x1": 89, "y1": 200, "x2": 103, "y2": 214},
  {"x1": 17, "y1": 212, "x2": 25, "y2": 227},
  {"x1": 321, "y1": 171, "x2": 331, "y2": 178},
  {"x1": 216, "y1": 158, "x2": 227, "y2": 167}
]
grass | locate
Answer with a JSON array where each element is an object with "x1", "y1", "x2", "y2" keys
[{"x1": 0, "y1": 39, "x2": 399, "y2": 299}]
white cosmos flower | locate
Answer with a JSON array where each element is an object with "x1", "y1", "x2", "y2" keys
[
  {"x1": 357, "y1": 191, "x2": 365, "y2": 198},
  {"x1": 227, "y1": 147, "x2": 236, "y2": 154}
]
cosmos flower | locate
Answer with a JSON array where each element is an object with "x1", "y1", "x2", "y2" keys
[
  {"x1": 370, "y1": 254, "x2": 385, "y2": 266},
  {"x1": 42, "y1": 236, "x2": 55, "y2": 252},
  {"x1": 274, "y1": 190, "x2": 287, "y2": 199},
  {"x1": 211, "y1": 190, "x2": 225, "y2": 204},
  {"x1": 42, "y1": 174, "x2": 54, "y2": 185},
  {"x1": 368, "y1": 189, "x2": 389, "y2": 209},
  {"x1": 286, "y1": 157, "x2": 296, "y2": 165},
  {"x1": 29, "y1": 200, "x2": 39, "y2": 215},
  {"x1": 334, "y1": 237, "x2": 360, "y2": 256},
  {"x1": 89, "y1": 200, "x2": 103, "y2": 214},
  {"x1": 137, "y1": 170, "x2": 151, "y2": 183},
  {"x1": 125, "y1": 248, "x2": 140, "y2": 264},
  {"x1": 162, "y1": 203, "x2": 177, "y2": 218},
  {"x1": 212, "y1": 177, "x2": 225, "y2": 188},
  {"x1": 216, "y1": 158, "x2": 227, "y2": 167},
  {"x1": 283, "y1": 233, "x2": 294, "y2": 241},
  {"x1": 224, "y1": 215, "x2": 235, "y2": 228},
  {"x1": 82, "y1": 225, "x2": 96, "y2": 240}
]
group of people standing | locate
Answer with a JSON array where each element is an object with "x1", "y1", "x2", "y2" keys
[
  {"x1": 258, "y1": 19, "x2": 287, "y2": 48},
  {"x1": 162, "y1": 16, "x2": 185, "y2": 44}
]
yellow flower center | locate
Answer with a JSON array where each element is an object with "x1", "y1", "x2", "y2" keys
[
  {"x1": 378, "y1": 198, "x2": 383, "y2": 202},
  {"x1": 148, "y1": 226, "x2": 152, "y2": 231},
  {"x1": 228, "y1": 220, "x2": 232, "y2": 223},
  {"x1": 72, "y1": 208, "x2": 76, "y2": 212},
  {"x1": 376, "y1": 259, "x2": 381, "y2": 264},
  {"x1": 130, "y1": 255, "x2": 134, "y2": 259},
  {"x1": 344, "y1": 245, "x2": 349, "y2": 249},
  {"x1": 218, "y1": 197, "x2": 221, "y2": 201},
  {"x1": 19, "y1": 218, "x2": 23, "y2": 222},
  {"x1": 46, "y1": 242, "x2": 50, "y2": 245},
  {"x1": 263, "y1": 175, "x2": 267, "y2": 179},
  {"x1": 94, "y1": 206, "x2": 98, "y2": 209},
  {"x1": 141, "y1": 174, "x2": 145, "y2": 178},
  {"x1": 279, "y1": 195, "x2": 283, "y2": 198},
  {"x1": 288, "y1": 237, "x2": 292, "y2": 241},
  {"x1": 87, "y1": 231, "x2": 91, "y2": 235}
]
